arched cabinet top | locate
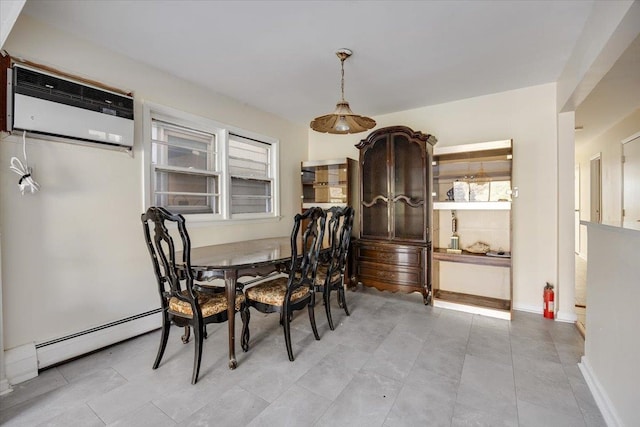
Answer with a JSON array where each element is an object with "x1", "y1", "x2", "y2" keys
[{"x1": 355, "y1": 125, "x2": 437, "y2": 150}]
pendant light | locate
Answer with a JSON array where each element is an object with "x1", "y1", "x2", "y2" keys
[{"x1": 310, "y1": 49, "x2": 376, "y2": 134}]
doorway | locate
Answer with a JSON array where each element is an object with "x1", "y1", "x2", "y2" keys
[
  {"x1": 622, "y1": 132, "x2": 640, "y2": 230},
  {"x1": 575, "y1": 162, "x2": 586, "y2": 334}
]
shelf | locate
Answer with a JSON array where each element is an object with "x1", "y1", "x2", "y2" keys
[
  {"x1": 433, "y1": 201, "x2": 511, "y2": 210},
  {"x1": 433, "y1": 172, "x2": 511, "y2": 180},
  {"x1": 312, "y1": 182, "x2": 347, "y2": 187},
  {"x1": 434, "y1": 290, "x2": 511, "y2": 320},
  {"x1": 433, "y1": 248, "x2": 511, "y2": 267},
  {"x1": 301, "y1": 158, "x2": 352, "y2": 167},
  {"x1": 433, "y1": 140, "x2": 512, "y2": 156}
]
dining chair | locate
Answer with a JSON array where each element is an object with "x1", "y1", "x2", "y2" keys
[
  {"x1": 244, "y1": 207, "x2": 327, "y2": 361},
  {"x1": 141, "y1": 206, "x2": 249, "y2": 384},
  {"x1": 315, "y1": 206, "x2": 354, "y2": 330}
]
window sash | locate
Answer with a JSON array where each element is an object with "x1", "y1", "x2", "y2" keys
[
  {"x1": 153, "y1": 168, "x2": 219, "y2": 214},
  {"x1": 228, "y1": 135, "x2": 273, "y2": 215},
  {"x1": 151, "y1": 119, "x2": 220, "y2": 215}
]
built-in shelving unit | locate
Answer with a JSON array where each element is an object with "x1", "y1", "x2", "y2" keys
[
  {"x1": 301, "y1": 158, "x2": 356, "y2": 210},
  {"x1": 432, "y1": 140, "x2": 513, "y2": 319}
]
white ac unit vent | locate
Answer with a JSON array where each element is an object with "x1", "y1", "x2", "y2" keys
[{"x1": 7, "y1": 65, "x2": 134, "y2": 149}]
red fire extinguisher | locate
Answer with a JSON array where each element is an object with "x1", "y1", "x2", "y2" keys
[{"x1": 543, "y1": 283, "x2": 555, "y2": 319}]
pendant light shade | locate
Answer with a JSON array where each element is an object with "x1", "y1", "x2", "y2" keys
[{"x1": 310, "y1": 49, "x2": 376, "y2": 134}]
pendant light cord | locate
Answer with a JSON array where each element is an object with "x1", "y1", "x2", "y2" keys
[{"x1": 340, "y1": 57, "x2": 345, "y2": 102}]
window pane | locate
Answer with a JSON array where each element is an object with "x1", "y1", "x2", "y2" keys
[
  {"x1": 155, "y1": 194, "x2": 216, "y2": 215},
  {"x1": 229, "y1": 137, "x2": 269, "y2": 178},
  {"x1": 164, "y1": 143, "x2": 208, "y2": 170},
  {"x1": 154, "y1": 170, "x2": 218, "y2": 213},
  {"x1": 231, "y1": 177, "x2": 271, "y2": 214},
  {"x1": 152, "y1": 120, "x2": 215, "y2": 171},
  {"x1": 229, "y1": 157, "x2": 269, "y2": 177}
]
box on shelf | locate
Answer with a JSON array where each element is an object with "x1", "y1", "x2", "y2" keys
[{"x1": 453, "y1": 181, "x2": 469, "y2": 202}]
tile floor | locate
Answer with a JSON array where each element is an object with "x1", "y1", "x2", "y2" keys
[{"x1": 0, "y1": 287, "x2": 605, "y2": 426}]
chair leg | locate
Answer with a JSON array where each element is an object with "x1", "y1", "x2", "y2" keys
[
  {"x1": 283, "y1": 309, "x2": 295, "y2": 362},
  {"x1": 309, "y1": 299, "x2": 320, "y2": 341},
  {"x1": 340, "y1": 286, "x2": 350, "y2": 316},
  {"x1": 153, "y1": 311, "x2": 171, "y2": 369},
  {"x1": 191, "y1": 318, "x2": 204, "y2": 384},
  {"x1": 241, "y1": 306, "x2": 250, "y2": 352},
  {"x1": 181, "y1": 325, "x2": 191, "y2": 344},
  {"x1": 324, "y1": 287, "x2": 335, "y2": 331}
]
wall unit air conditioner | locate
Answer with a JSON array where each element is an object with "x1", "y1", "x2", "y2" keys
[{"x1": 7, "y1": 64, "x2": 134, "y2": 149}]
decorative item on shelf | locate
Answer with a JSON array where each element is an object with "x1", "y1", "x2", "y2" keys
[
  {"x1": 469, "y1": 163, "x2": 490, "y2": 202},
  {"x1": 446, "y1": 186, "x2": 454, "y2": 201},
  {"x1": 486, "y1": 249, "x2": 511, "y2": 258},
  {"x1": 489, "y1": 180, "x2": 512, "y2": 202},
  {"x1": 465, "y1": 241, "x2": 490, "y2": 254},
  {"x1": 447, "y1": 210, "x2": 462, "y2": 253},
  {"x1": 309, "y1": 49, "x2": 376, "y2": 135},
  {"x1": 453, "y1": 179, "x2": 469, "y2": 202}
]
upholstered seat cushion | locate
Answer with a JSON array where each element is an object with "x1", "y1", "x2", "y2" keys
[
  {"x1": 169, "y1": 291, "x2": 245, "y2": 317},
  {"x1": 314, "y1": 268, "x2": 342, "y2": 286},
  {"x1": 245, "y1": 277, "x2": 310, "y2": 306}
]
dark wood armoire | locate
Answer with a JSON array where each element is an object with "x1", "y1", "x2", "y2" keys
[{"x1": 352, "y1": 126, "x2": 437, "y2": 304}]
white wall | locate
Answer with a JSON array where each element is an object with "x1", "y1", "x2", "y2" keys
[
  {"x1": 309, "y1": 84, "x2": 559, "y2": 312},
  {"x1": 0, "y1": 15, "x2": 307, "y2": 352},
  {"x1": 575, "y1": 108, "x2": 640, "y2": 256},
  {"x1": 580, "y1": 223, "x2": 640, "y2": 427}
]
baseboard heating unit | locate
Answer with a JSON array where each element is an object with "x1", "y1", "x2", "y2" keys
[{"x1": 5, "y1": 309, "x2": 161, "y2": 385}]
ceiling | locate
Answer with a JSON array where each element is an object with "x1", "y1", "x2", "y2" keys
[
  {"x1": 16, "y1": 0, "x2": 637, "y2": 143},
  {"x1": 574, "y1": 32, "x2": 640, "y2": 146}
]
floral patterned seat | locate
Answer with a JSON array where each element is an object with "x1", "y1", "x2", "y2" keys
[
  {"x1": 244, "y1": 207, "x2": 326, "y2": 362},
  {"x1": 169, "y1": 291, "x2": 245, "y2": 317},
  {"x1": 245, "y1": 277, "x2": 310, "y2": 306},
  {"x1": 142, "y1": 206, "x2": 249, "y2": 384}
]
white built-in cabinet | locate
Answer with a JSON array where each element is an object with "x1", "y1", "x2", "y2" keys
[{"x1": 432, "y1": 140, "x2": 513, "y2": 319}]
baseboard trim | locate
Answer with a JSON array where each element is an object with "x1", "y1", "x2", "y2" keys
[
  {"x1": 433, "y1": 298, "x2": 511, "y2": 320},
  {"x1": 555, "y1": 310, "x2": 578, "y2": 323},
  {"x1": 575, "y1": 320, "x2": 586, "y2": 338},
  {"x1": 37, "y1": 311, "x2": 161, "y2": 370},
  {"x1": 0, "y1": 378, "x2": 12, "y2": 396},
  {"x1": 513, "y1": 304, "x2": 576, "y2": 323},
  {"x1": 512, "y1": 303, "x2": 541, "y2": 314},
  {"x1": 4, "y1": 310, "x2": 162, "y2": 386},
  {"x1": 579, "y1": 356, "x2": 621, "y2": 427}
]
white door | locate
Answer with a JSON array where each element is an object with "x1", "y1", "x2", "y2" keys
[
  {"x1": 623, "y1": 133, "x2": 640, "y2": 230},
  {"x1": 575, "y1": 163, "x2": 580, "y2": 253},
  {"x1": 590, "y1": 155, "x2": 601, "y2": 223}
]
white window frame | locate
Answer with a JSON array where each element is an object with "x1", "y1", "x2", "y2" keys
[
  {"x1": 227, "y1": 134, "x2": 276, "y2": 219},
  {"x1": 142, "y1": 101, "x2": 280, "y2": 222}
]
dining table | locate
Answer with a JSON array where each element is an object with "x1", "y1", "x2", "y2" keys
[{"x1": 187, "y1": 236, "x2": 295, "y2": 369}]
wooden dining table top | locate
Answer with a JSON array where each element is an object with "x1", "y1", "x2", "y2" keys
[{"x1": 188, "y1": 236, "x2": 293, "y2": 271}]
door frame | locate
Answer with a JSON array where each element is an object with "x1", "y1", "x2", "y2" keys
[
  {"x1": 590, "y1": 153, "x2": 602, "y2": 223},
  {"x1": 621, "y1": 131, "x2": 640, "y2": 228}
]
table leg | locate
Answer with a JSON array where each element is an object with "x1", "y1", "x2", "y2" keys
[{"x1": 225, "y1": 270, "x2": 238, "y2": 369}]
